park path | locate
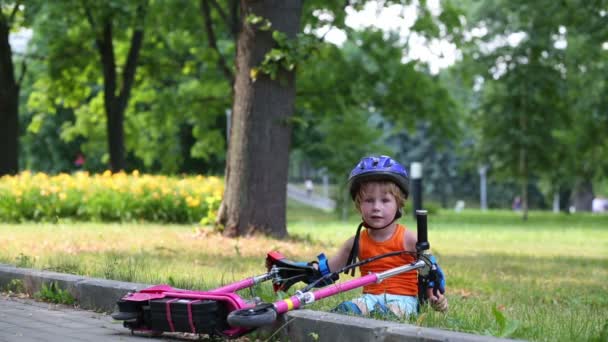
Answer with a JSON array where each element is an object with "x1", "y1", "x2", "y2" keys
[
  {"x1": 0, "y1": 295, "x2": 203, "y2": 342},
  {"x1": 287, "y1": 183, "x2": 335, "y2": 211}
]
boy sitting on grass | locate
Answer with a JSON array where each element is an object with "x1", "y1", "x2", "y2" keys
[{"x1": 303, "y1": 155, "x2": 448, "y2": 317}]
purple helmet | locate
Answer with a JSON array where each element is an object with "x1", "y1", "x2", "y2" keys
[{"x1": 348, "y1": 155, "x2": 409, "y2": 200}]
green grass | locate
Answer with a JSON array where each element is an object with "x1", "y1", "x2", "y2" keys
[{"x1": 1, "y1": 203, "x2": 607, "y2": 341}]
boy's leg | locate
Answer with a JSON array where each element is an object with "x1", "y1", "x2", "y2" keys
[
  {"x1": 334, "y1": 294, "x2": 417, "y2": 317},
  {"x1": 350, "y1": 294, "x2": 376, "y2": 315},
  {"x1": 334, "y1": 294, "x2": 379, "y2": 315},
  {"x1": 384, "y1": 294, "x2": 418, "y2": 317}
]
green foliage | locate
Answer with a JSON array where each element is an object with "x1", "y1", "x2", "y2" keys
[
  {"x1": 24, "y1": 0, "x2": 229, "y2": 174},
  {"x1": 17, "y1": 0, "x2": 467, "y2": 179},
  {"x1": 126, "y1": 0, "x2": 231, "y2": 172},
  {"x1": 3, "y1": 279, "x2": 25, "y2": 294},
  {"x1": 251, "y1": 30, "x2": 318, "y2": 81},
  {"x1": 462, "y1": 0, "x2": 608, "y2": 206},
  {"x1": 245, "y1": 14, "x2": 272, "y2": 31},
  {"x1": 34, "y1": 282, "x2": 76, "y2": 305},
  {"x1": 292, "y1": 27, "x2": 462, "y2": 201},
  {"x1": 20, "y1": 106, "x2": 86, "y2": 173}
]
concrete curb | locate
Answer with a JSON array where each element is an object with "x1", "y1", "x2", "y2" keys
[
  {"x1": 281, "y1": 310, "x2": 513, "y2": 342},
  {"x1": 0, "y1": 264, "x2": 520, "y2": 341},
  {"x1": 0, "y1": 264, "x2": 149, "y2": 312}
]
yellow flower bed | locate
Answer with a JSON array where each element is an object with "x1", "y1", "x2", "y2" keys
[{"x1": 0, "y1": 171, "x2": 224, "y2": 223}]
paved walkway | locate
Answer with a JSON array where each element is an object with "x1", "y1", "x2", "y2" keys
[
  {"x1": 0, "y1": 295, "x2": 201, "y2": 342},
  {"x1": 287, "y1": 184, "x2": 335, "y2": 211}
]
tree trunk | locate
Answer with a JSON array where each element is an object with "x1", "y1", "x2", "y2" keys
[
  {"x1": 0, "y1": 14, "x2": 19, "y2": 175},
  {"x1": 520, "y1": 148, "x2": 528, "y2": 220},
  {"x1": 93, "y1": 12, "x2": 144, "y2": 172},
  {"x1": 84, "y1": 2, "x2": 146, "y2": 173},
  {"x1": 217, "y1": 0, "x2": 302, "y2": 238},
  {"x1": 559, "y1": 186, "x2": 571, "y2": 213},
  {"x1": 105, "y1": 100, "x2": 126, "y2": 172},
  {"x1": 572, "y1": 178, "x2": 593, "y2": 212},
  {"x1": 519, "y1": 114, "x2": 529, "y2": 220}
]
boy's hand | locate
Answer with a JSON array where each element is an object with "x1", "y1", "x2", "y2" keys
[
  {"x1": 426, "y1": 289, "x2": 448, "y2": 312},
  {"x1": 424, "y1": 255, "x2": 446, "y2": 312}
]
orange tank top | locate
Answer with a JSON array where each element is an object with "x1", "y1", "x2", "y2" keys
[{"x1": 358, "y1": 224, "x2": 418, "y2": 296}]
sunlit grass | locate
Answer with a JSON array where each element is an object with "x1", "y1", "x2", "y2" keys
[{"x1": 1, "y1": 203, "x2": 607, "y2": 341}]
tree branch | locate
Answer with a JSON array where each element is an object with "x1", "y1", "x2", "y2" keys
[
  {"x1": 208, "y1": 0, "x2": 229, "y2": 29},
  {"x1": 82, "y1": 2, "x2": 117, "y2": 107},
  {"x1": 82, "y1": 2, "x2": 104, "y2": 52},
  {"x1": 118, "y1": 2, "x2": 147, "y2": 112},
  {"x1": 317, "y1": 0, "x2": 351, "y2": 42},
  {"x1": 101, "y1": 19, "x2": 117, "y2": 106},
  {"x1": 81, "y1": 1, "x2": 96, "y2": 30},
  {"x1": 8, "y1": 1, "x2": 22, "y2": 25},
  {"x1": 201, "y1": 0, "x2": 234, "y2": 85}
]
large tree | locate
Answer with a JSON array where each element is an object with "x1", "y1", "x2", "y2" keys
[
  {"x1": 465, "y1": 0, "x2": 573, "y2": 218},
  {"x1": 26, "y1": 0, "x2": 232, "y2": 174},
  {"x1": 83, "y1": 1, "x2": 147, "y2": 172},
  {"x1": 559, "y1": 4, "x2": 608, "y2": 211},
  {"x1": 0, "y1": 2, "x2": 26, "y2": 175},
  {"x1": 217, "y1": 0, "x2": 463, "y2": 236},
  {"x1": 217, "y1": 0, "x2": 302, "y2": 238},
  {"x1": 465, "y1": 0, "x2": 608, "y2": 214},
  {"x1": 292, "y1": 29, "x2": 462, "y2": 209},
  {"x1": 20, "y1": 0, "x2": 463, "y2": 236},
  {"x1": 26, "y1": 1, "x2": 148, "y2": 172}
]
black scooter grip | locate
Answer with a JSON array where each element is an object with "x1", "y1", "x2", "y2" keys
[{"x1": 415, "y1": 209, "x2": 430, "y2": 252}]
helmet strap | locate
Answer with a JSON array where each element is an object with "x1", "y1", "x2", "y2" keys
[
  {"x1": 344, "y1": 208, "x2": 402, "y2": 276},
  {"x1": 344, "y1": 222, "x2": 364, "y2": 276}
]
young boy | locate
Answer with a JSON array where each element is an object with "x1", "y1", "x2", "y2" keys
[{"x1": 317, "y1": 155, "x2": 448, "y2": 317}]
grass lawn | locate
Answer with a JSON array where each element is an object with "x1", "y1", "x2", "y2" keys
[{"x1": 1, "y1": 202, "x2": 607, "y2": 341}]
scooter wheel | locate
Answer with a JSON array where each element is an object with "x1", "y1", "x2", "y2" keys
[
  {"x1": 227, "y1": 303, "x2": 277, "y2": 328},
  {"x1": 111, "y1": 311, "x2": 139, "y2": 321}
]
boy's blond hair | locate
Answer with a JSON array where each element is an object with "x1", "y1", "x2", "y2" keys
[{"x1": 354, "y1": 181, "x2": 406, "y2": 212}]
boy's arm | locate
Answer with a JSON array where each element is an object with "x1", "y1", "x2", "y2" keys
[
  {"x1": 404, "y1": 228, "x2": 417, "y2": 252},
  {"x1": 328, "y1": 236, "x2": 355, "y2": 273},
  {"x1": 299, "y1": 237, "x2": 354, "y2": 288},
  {"x1": 269, "y1": 236, "x2": 355, "y2": 291}
]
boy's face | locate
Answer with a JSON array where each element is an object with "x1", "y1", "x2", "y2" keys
[{"x1": 358, "y1": 182, "x2": 398, "y2": 229}]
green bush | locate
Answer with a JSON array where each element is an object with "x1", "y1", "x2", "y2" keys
[
  {"x1": 34, "y1": 282, "x2": 76, "y2": 305},
  {"x1": 0, "y1": 171, "x2": 223, "y2": 223}
]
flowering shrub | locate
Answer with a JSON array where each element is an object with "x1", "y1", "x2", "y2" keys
[{"x1": 0, "y1": 171, "x2": 223, "y2": 223}]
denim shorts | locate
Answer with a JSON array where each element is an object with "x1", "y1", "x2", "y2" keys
[{"x1": 352, "y1": 293, "x2": 418, "y2": 317}]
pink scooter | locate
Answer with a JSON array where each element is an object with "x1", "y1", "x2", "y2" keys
[{"x1": 112, "y1": 210, "x2": 435, "y2": 339}]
